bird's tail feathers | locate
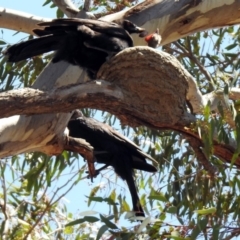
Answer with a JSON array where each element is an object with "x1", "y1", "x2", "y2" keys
[
  {"x1": 5, "y1": 35, "x2": 61, "y2": 62},
  {"x1": 132, "y1": 158, "x2": 157, "y2": 172},
  {"x1": 114, "y1": 153, "x2": 145, "y2": 217},
  {"x1": 124, "y1": 169, "x2": 145, "y2": 217}
]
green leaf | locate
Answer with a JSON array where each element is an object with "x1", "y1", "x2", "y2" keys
[
  {"x1": 198, "y1": 218, "x2": 208, "y2": 231},
  {"x1": 42, "y1": 0, "x2": 51, "y2": 6},
  {"x1": 225, "y1": 43, "x2": 237, "y2": 50},
  {"x1": 224, "y1": 53, "x2": 237, "y2": 58},
  {"x1": 65, "y1": 216, "x2": 99, "y2": 227},
  {"x1": 212, "y1": 224, "x2": 220, "y2": 239},
  {"x1": 166, "y1": 206, "x2": 177, "y2": 214},
  {"x1": 195, "y1": 207, "x2": 216, "y2": 215},
  {"x1": 148, "y1": 194, "x2": 167, "y2": 202},
  {"x1": 100, "y1": 214, "x2": 118, "y2": 229},
  {"x1": 190, "y1": 225, "x2": 201, "y2": 239},
  {"x1": 64, "y1": 226, "x2": 74, "y2": 234},
  {"x1": 87, "y1": 186, "x2": 101, "y2": 206},
  {"x1": 83, "y1": 216, "x2": 99, "y2": 223},
  {"x1": 57, "y1": 8, "x2": 64, "y2": 18},
  {"x1": 165, "y1": 236, "x2": 189, "y2": 240},
  {"x1": 96, "y1": 225, "x2": 108, "y2": 240},
  {"x1": 122, "y1": 198, "x2": 130, "y2": 211},
  {"x1": 110, "y1": 189, "x2": 116, "y2": 202}
]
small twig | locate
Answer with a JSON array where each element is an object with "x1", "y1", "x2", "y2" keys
[
  {"x1": 173, "y1": 41, "x2": 215, "y2": 91},
  {"x1": 23, "y1": 169, "x2": 82, "y2": 240},
  {"x1": 222, "y1": 229, "x2": 240, "y2": 240},
  {"x1": 185, "y1": 135, "x2": 218, "y2": 177}
]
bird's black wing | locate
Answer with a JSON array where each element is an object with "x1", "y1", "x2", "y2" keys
[
  {"x1": 82, "y1": 116, "x2": 157, "y2": 165},
  {"x1": 36, "y1": 18, "x2": 132, "y2": 40},
  {"x1": 68, "y1": 114, "x2": 158, "y2": 172},
  {"x1": 35, "y1": 19, "x2": 133, "y2": 54}
]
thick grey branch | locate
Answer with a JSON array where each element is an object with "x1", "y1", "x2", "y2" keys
[
  {"x1": 0, "y1": 81, "x2": 123, "y2": 118},
  {"x1": 0, "y1": 8, "x2": 50, "y2": 35},
  {"x1": 2, "y1": 0, "x2": 240, "y2": 46},
  {"x1": 127, "y1": 0, "x2": 240, "y2": 46}
]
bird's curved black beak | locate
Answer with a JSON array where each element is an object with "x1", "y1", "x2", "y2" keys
[
  {"x1": 122, "y1": 20, "x2": 148, "y2": 37},
  {"x1": 134, "y1": 26, "x2": 148, "y2": 38},
  {"x1": 138, "y1": 30, "x2": 148, "y2": 38}
]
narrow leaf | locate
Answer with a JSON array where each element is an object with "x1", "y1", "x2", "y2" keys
[
  {"x1": 100, "y1": 214, "x2": 118, "y2": 229},
  {"x1": 96, "y1": 225, "x2": 108, "y2": 240}
]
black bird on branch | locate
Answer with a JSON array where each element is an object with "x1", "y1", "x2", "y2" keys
[
  {"x1": 4, "y1": 18, "x2": 147, "y2": 79},
  {"x1": 67, "y1": 110, "x2": 158, "y2": 217}
]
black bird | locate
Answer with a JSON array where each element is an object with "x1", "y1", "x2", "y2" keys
[
  {"x1": 67, "y1": 111, "x2": 158, "y2": 217},
  {"x1": 4, "y1": 18, "x2": 147, "y2": 79}
]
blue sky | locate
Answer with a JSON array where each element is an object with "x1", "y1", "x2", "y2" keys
[{"x1": 1, "y1": 0, "x2": 54, "y2": 18}]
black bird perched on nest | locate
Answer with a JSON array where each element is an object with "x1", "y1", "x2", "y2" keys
[
  {"x1": 4, "y1": 18, "x2": 147, "y2": 79},
  {"x1": 67, "y1": 110, "x2": 158, "y2": 217}
]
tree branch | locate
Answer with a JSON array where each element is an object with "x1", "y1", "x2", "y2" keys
[
  {"x1": 52, "y1": 0, "x2": 80, "y2": 17},
  {"x1": 186, "y1": 135, "x2": 218, "y2": 176},
  {"x1": 83, "y1": 0, "x2": 91, "y2": 11},
  {"x1": 126, "y1": 0, "x2": 240, "y2": 46},
  {"x1": 0, "y1": 8, "x2": 50, "y2": 35},
  {"x1": 1, "y1": 0, "x2": 240, "y2": 46},
  {"x1": 172, "y1": 41, "x2": 215, "y2": 91},
  {"x1": 52, "y1": 0, "x2": 95, "y2": 19},
  {"x1": 0, "y1": 81, "x2": 123, "y2": 118}
]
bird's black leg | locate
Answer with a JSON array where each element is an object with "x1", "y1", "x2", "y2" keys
[{"x1": 86, "y1": 164, "x2": 110, "y2": 178}]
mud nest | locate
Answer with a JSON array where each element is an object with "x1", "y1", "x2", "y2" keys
[{"x1": 97, "y1": 47, "x2": 190, "y2": 127}]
